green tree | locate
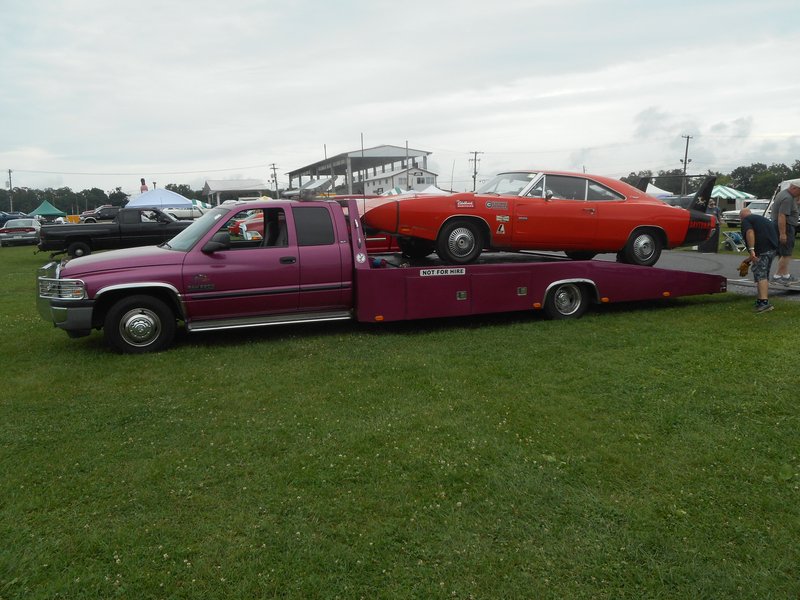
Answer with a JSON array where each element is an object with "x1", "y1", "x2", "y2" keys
[
  {"x1": 165, "y1": 183, "x2": 202, "y2": 201},
  {"x1": 107, "y1": 187, "x2": 129, "y2": 206},
  {"x1": 76, "y1": 188, "x2": 109, "y2": 213},
  {"x1": 621, "y1": 170, "x2": 653, "y2": 187}
]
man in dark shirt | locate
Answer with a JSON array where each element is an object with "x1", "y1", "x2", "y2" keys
[{"x1": 741, "y1": 207, "x2": 779, "y2": 313}]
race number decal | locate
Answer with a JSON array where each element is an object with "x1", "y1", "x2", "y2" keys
[{"x1": 496, "y1": 224, "x2": 506, "y2": 235}]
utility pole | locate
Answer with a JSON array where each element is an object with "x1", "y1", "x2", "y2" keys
[
  {"x1": 469, "y1": 151, "x2": 483, "y2": 191},
  {"x1": 7, "y1": 169, "x2": 12, "y2": 212},
  {"x1": 680, "y1": 135, "x2": 693, "y2": 195},
  {"x1": 270, "y1": 163, "x2": 279, "y2": 196}
]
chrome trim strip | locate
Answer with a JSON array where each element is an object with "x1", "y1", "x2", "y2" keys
[
  {"x1": 187, "y1": 310, "x2": 353, "y2": 332},
  {"x1": 96, "y1": 282, "x2": 182, "y2": 298}
]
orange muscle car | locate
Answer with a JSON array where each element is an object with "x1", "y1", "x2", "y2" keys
[{"x1": 362, "y1": 170, "x2": 716, "y2": 265}]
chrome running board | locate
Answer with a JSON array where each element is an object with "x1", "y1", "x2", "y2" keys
[{"x1": 187, "y1": 310, "x2": 353, "y2": 332}]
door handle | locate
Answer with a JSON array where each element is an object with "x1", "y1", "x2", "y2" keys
[
  {"x1": 582, "y1": 208, "x2": 596, "y2": 214},
  {"x1": 280, "y1": 256, "x2": 296, "y2": 264}
]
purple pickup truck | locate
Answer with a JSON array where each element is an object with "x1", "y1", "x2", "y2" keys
[{"x1": 37, "y1": 198, "x2": 727, "y2": 353}]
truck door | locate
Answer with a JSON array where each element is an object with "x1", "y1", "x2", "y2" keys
[
  {"x1": 291, "y1": 205, "x2": 350, "y2": 311},
  {"x1": 181, "y1": 207, "x2": 300, "y2": 320},
  {"x1": 117, "y1": 209, "x2": 175, "y2": 248}
]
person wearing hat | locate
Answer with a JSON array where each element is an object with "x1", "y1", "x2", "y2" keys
[
  {"x1": 741, "y1": 206, "x2": 778, "y2": 312},
  {"x1": 770, "y1": 180, "x2": 800, "y2": 284}
]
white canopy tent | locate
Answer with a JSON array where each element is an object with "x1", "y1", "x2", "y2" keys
[
  {"x1": 126, "y1": 189, "x2": 193, "y2": 209},
  {"x1": 645, "y1": 183, "x2": 672, "y2": 198}
]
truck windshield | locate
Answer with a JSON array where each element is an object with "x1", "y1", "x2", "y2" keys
[{"x1": 163, "y1": 208, "x2": 228, "y2": 251}]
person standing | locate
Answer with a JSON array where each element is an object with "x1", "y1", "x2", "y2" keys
[
  {"x1": 741, "y1": 207, "x2": 778, "y2": 313},
  {"x1": 770, "y1": 181, "x2": 799, "y2": 283},
  {"x1": 140, "y1": 178, "x2": 149, "y2": 193}
]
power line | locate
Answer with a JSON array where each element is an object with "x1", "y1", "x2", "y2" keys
[{"x1": 10, "y1": 163, "x2": 270, "y2": 177}]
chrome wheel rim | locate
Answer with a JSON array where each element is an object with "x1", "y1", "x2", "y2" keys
[
  {"x1": 633, "y1": 234, "x2": 655, "y2": 262},
  {"x1": 447, "y1": 227, "x2": 476, "y2": 258},
  {"x1": 553, "y1": 284, "x2": 582, "y2": 316},
  {"x1": 119, "y1": 308, "x2": 162, "y2": 347}
]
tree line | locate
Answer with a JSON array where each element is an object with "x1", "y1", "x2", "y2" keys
[
  {"x1": 3, "y1": 160, "x2": 800, "y2": 215},
  {"x1": 0, "y1": 183, "x2": 206, "y2": 216},
  {"x1": 621, "y1": 160, "x2": 800, "y2": 198}
]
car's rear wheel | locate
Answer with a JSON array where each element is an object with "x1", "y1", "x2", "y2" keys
[
  {"x1": 398, "y1": 237, "x2": 435, "y2": 260},
  {"x1": 543, "y1": 282, "x2": 588, "y2": 319},
  {"x1": 620, "y1": 229, "x2": 662, "y2": 266},
  {"x1": 104, "y1": 295, "x2": 176, "y2": 353},
  {"x1": 436, "y1": 219, "x2": 483, "y2": 264},
  {"x1": 67, "y1": 241, "x2": 91, "y2": 257}
]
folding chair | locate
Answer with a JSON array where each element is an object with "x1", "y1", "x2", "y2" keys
[{"x1": 722, "y1": 231, "x2": 746, "y2": 252}]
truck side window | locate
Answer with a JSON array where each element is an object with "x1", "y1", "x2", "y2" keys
[{"x1": 293, "y1": 206, "x2": 334, "y2": 246}]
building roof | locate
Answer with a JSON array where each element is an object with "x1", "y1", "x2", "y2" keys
[
  {"x1": 363, "y1": 166, "x2": 437, "y2": 183},
  {"x1": 202, "y1": 179, "x2": 269, "y2": 195},
  {"x1": 287, "y1": 144, "x2": 431, "y2": 179}
]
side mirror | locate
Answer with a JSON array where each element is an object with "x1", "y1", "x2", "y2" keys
[
  {"x1": 545, "y1": 191, "x2": 554, "y2": 200},
  {"x1": 202, "y1": 231, "x2": 231, "y2": 253}
]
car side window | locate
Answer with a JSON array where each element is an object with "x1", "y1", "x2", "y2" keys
[
  {"x1": 587, "y1": 182, "x2": 625, "y2": 201},
  {"x1": 293, "y1": 206, "x2": 335, "y2": 246},
  {"x1": 545, "y1": 175, "x2": 587, "y2": 200}
]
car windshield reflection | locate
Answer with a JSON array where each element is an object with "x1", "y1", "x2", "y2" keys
[{"x1": 476, "y1": 172, "x2": 539, "y2": 195}]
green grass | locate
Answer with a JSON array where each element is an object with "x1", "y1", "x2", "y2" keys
[{"x1": 2, "y1": 245, "x2": 798, "y2": 599}]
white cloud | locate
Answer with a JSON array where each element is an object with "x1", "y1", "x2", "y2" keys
[{"x1": 1, "y1": 0, "x2": 799, "y2": 193}]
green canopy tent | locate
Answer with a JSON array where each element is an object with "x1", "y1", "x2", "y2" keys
[
  {"x1": 29, "y1": 200, "x2": 67, "y2": 218},
  {"x1": 710, "y1": 185, "x2": 755, "y2": 211}
]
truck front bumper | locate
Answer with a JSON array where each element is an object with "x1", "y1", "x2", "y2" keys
[{"x1": 42, "y1": 302, "x2": 95, "y2": 337}]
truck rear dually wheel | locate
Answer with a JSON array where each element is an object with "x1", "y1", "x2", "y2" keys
[
  {"x1": 67, "y1": 241, "x2": 91, "y2": 257},
  {"x1": 104, "y1": 295, "x2": 176, "y2": 353},
  {"x1": 543, "y1": 282, "x2": 588, "y2": 319}
]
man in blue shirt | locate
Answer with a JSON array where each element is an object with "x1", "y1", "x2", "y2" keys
[{"x1": 741, "y1": 207, "x2": 779, "y2": 313}]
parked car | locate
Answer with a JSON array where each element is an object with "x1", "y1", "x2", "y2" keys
[
  {"x1": 81, "y1": 205, "x2": 121, "y2": 223},
  {"x1": 362, "y1": 170, "x2": 716, "y2": 266},
  {"x1": 0, "y1": 211, "x2": 31, "y2": 227},
  {"x1": 0, "y1": 218, "x2": 42, "y2": 246},
  {"x1": 164, "y1": 206, "x2": 207, "y2": 220},
  {"x1": 721, "y1": 200, "x2": 769, "y2": 227}
]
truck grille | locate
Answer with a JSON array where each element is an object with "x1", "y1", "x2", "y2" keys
[{"x1": 38, "y1": 277, "x2": 86, "y2": 300}]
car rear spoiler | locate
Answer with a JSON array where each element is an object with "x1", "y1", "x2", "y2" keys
[
  {"x1": 634, "y1": 175, "x2": 716, "y2": 212},
  {"x1": 688, "y1": 176, "x2": 716, "y2": 212}
]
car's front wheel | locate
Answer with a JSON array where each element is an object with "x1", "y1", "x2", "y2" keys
[
  {"x1": 104, "y1": 295, "x2": 176, "y2": 353},
  {"x1": 436, "y1": 219, "x2": 483, "y2": 264},
  {"x1": 619, "y1": 229, "x2": 662, "y2": 266}
]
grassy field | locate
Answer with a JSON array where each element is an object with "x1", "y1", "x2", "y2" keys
[{"x1": 1, "y1": 245, "x2": 798, "y2": 599}]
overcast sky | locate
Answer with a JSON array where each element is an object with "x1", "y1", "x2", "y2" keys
[{"x1": 1, "y1": 0, "x2": 799, "y2": 196}]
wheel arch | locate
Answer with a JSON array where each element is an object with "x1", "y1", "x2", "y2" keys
[
  {"x1": 626, "y1": 225, "x2": 668, "y2": 249},
  {"x1": 439, "y1": 215, "x2": 492, "y2": 246},
  {"x1": 544, "y1": 278, "x2": 600, "y2": 305},
  {"x1": 92, "y1": 284, "x2": 184, "y2": 329}
]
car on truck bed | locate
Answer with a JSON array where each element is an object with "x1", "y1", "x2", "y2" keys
[
  {"x1": 37, "y1": 198, "x2": 727, "y2": 353},
  {"x1": 38, "y1": 207, "x2": 192, "y2": 257}
]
